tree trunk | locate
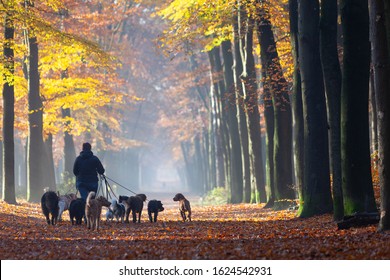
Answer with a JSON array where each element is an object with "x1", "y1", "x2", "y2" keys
[
  {"x1": 289, "y1": 0, "x2": 304, "y2": 206},
  {"x1": 369, "y1": 71, "x2": 378, "y2": 153},
  {"x1": 62, "y1": 107, "x2": 76, "y2": 180},
  {"x1": 2, "y1": 12, "x2": 16, "y2": 204},
  {"x1": 44, "y1": 134, "x2": 56, "y2": 188},
  {"x1": 370, "y1": 0, "x2": 390, "y2": 231},
  {"x1": 238, "y1": 8, "x2": 266, "y2": 203},
  {"x1": 256, "y1": 2, "x2": 294, "y2": 201},
  {"x1": 233, "y1": 8, "x2": 251, "y2": 203},
  {"x1": 297, "y1": 0, "x2": 333, "y2": 217},
  {"x1": 208, "y1": 49, "x2": 226, "y2": 188},
  {"x1": 261, "y1": 67, "x2": 275, "y2": 207},
  {"x1": 26, "y1": 35, "x2": 46, "y2": 202},
  {"x1": 340, "y1": 0, "x2": 377, "y2": 215},
  {"x1": 222, "y1": 40, "x2": 244, "y2": 203},
  {"x1": 320, "y1": 0, "x2": 343, "y2": 221}
]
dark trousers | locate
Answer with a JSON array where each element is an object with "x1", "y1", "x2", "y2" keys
[{"x1": 76, "y1": 181, "x2": 98, "y2": 201}]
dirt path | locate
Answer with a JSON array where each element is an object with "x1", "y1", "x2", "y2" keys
[{"x1": 1, "y1": 199, "x2": 389, "y2": 259}]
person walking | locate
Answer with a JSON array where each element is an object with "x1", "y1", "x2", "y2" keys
[{"x1": 73, "y1": 142, "x2": 105, "y2": 201}]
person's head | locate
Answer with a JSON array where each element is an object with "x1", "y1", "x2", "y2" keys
[{"x1": 82, "y1": 142, "x2": 92, "y2": 151}]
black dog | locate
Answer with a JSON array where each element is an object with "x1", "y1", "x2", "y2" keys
[
  {"x1": 69, "y1": 198, "x2": 86, "y2": 225},
  {"x1": 119, "y1": 195, "x2": 143, "y2": 223},
  {"x1": 41, "y1": 191, "x2": 59, "y2": 225},
  {"x1": 147, "y1": 200, "x2": 164, "y2": 222}
]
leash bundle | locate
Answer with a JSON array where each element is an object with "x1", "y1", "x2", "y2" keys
[{"x1": 97, "y1": 174, "x2": 140, "y2": 201}]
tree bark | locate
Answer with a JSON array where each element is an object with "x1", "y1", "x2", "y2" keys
[
  {"x1": 320, "y1": 0, "x2": 343, "y2": 221},
  {"x1": 238, "y1": 8, "x2": 266, "y2": 203},
  {"x1": 26, "y1": 35, "x2": 46, "y2": 202},
  {"x1": 340, "y1": 0, "x2": 377, "y2": 215},
  {"x1": 222, "y1": 40, "x2": 244, "y2": 203},
  {"x1": 289, "y1": 0, "x2": 304, "y2": 206},
  {"x1": 370, "y1": 0, "x2": 390, "y2": 231},
  {"x1": 297, "y1": 0, "x2": 333, "y2": 217},
  {"x1": 369, "y1": 71, "x2": 378, "y2": 153},
  {"x1": 256, "y1": 2, "x2": 294, "y2": 201},
  {"x1": 233, "y1": 7, "x2": 251, "y2": 203},
  {"x1": 2, "y1": 11, "x2": 16, "y2": 204}
]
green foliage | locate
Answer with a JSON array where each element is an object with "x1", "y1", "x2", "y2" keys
[{"x1": 202, "y1": 186, "x2": 228, "y2": 205}]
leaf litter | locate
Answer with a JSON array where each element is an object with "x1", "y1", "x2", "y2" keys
[{"x1": 0, "y1": 200, "x2": 389, "y2": 259}]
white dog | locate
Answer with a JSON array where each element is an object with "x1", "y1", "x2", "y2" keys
[{"x1": 58, "y1": 193, "x2": 77, "y2": 221}]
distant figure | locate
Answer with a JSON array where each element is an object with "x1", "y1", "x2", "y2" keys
[{"x1": 73, "y1": 142, "x2": 105, "y2": 201}]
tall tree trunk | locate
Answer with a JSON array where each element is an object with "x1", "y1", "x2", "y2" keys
[
  {"x1": 222, "y1": 40, "x2": 244, "y2": 203},
  {"x1": 238, "y1": 8, "x2": 266, "y2": 203},
  {"x1": 233, "y1": 7, "x2": 251, "y2": 203},
  {"x1": 297, "y1": 0, "x2": 333, "y2": 217},
  {"x1": 208, "y1": 49, "x2": 225, "y2": 188},
  {"x1": 256, "y1": 2, "x2": 294, "y2": 201},
  {"x1": 62, "y1": 108, "x2": 76, "y2": 180},
  {"x1": 369, "y1": 71, "x2": 379, "y2": 153},
  {"x1": 370, "y1": 0, "x2": 390, "y2": 231},
  {"x1": 213, "y1": 47, "x2": 231, "y2": 191},
  {"x1": 2, "y1": 11, "x2": 16, "y2": 204},
  {"x1": 289, "y1": 0, "x2": 304, "y2": 205},
  {"x1": 208, "y1": 83, "x2": 217, "y2": 190},
  {"x1": 320, "y1": 0, "x2": 343, "y2": 221},
  {"x1": 340, "y1": 0, "x2": 377, "y2": 215},
  {"x1": 44, "y1": 134, "x2": 56, "y2": 188},
  {"x1": 26, "y1": 34, "x2": 46, "y2": 202},
  {"x1": 261, "y1": 67, "x2": 275, "y2": 207}
]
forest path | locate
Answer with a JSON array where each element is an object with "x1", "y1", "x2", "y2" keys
[{"x1": 0, "y1": 200, "x2": 389, "y2": 259}]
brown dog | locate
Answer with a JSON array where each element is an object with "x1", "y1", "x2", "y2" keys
[
  {"x1": 85, "y1": 192, "x2": 111, "y2": 230},
  {"x1": 173, "y1": 193, "x2": 191, "y2": 222}
]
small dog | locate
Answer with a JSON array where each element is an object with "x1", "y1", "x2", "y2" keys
[
  {"x1": 41, "y1": 191, "x2": 59, "y2": 225},
  {"x1": 106, "y1": 208, "x2": 114, "y2": 221},
  {"x1": 58, "y1": 193, "x2": 77, "y2": 221},
  {"x1": 85, "y1": 192, "x2": 111, "y2": 230},
  {"x1": 107, "y1": 199, "x2": 126, "y2": 222},
  {"x1": 173, "y1": 193, "x2": 191, "y2": 222},
  {"x1": 69, "y1": 198, "x2": 86, "y2": 225},
  {"x1": 119, "y1": 195, "x2": 143, "y2": 223},
  {"x1": 147, "y1": 200, "x2": 164, "y2": 222}
]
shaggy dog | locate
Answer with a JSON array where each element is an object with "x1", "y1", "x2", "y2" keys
[
  {"x1": 136, "y1": 193, "x2": 147, "y2": 202},
  {"x1": 119, "y1": 195, "x2": 144, "y2": 223},
  {"x1": 85, "y1": 192, "x2": 111, "y2": 230},
  {"x1": 147, "y1": 200, "x2": 164, "y2": 223},
  {"x1": 173, "y1": 193, "x2": 192, "y2": 222},
  {"x1": 109, "y1": 199, "x2": 126, "y2": 222},
  {"x1": 69, "y1": 198, "x2": 86, "y2": 225},
  {"x1": 58, "y1": 193, "x2": 77, "y2": 221},
  {"x1": 41, "y1": 191, "x2": 59, "y2": 225}
]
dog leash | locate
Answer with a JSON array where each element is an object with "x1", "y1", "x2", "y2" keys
[{"x1": 103, "y1": 175, "x2": 149, "y2": 202}]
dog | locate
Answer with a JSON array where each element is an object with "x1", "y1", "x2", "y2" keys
[
  {"x1": 106, "y1": 208, "x2": 114, "y2": 221},
  {"x1": 58, "y1": 193, "x2": 77, "y2": 221},
  {"x1": 41, "y1": 191, "x2": 59, "y2": 225},
  {"x1": 173, "y1": 193, "x2": 191, "y2": 222},
  {"x1": 119, "y1": 195, "x2": 143, "y2": 223},
  {"x1": 85, "y1": 192, "x2": 111, "y2": 230},
  {"x1": 108, "y1": 199, "x2": 126, "y2": 222},
  {"x1": 147, "y1": 200, "x2": 164, "y2": 222},
  {"x1": 136, "y1": 193, "x2": 147, "y2": 202},
  {"x1": 69, "y1": 198, "x2": 86, "y2": 225}
]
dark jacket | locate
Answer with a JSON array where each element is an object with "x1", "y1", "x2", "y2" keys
[{"x1": 73, "y1": 151, "x2": 105, "y2": 183}]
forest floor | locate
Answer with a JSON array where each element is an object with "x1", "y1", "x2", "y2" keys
[{"x1": 1, "y1": 194, "x2": 390, "y2": 260}]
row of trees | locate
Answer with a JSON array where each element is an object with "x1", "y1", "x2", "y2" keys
[
  {"x1": 0, "y1": 1, "x2": 160, "y2": 202},
  {"x1": 156, "y1": 0, "x2": 390, "y2": 229}
]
